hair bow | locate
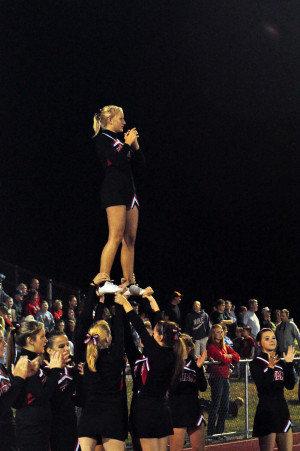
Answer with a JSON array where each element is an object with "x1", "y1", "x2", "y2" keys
[
  {"x1": 173, "y1": 329, "x2": 181, "y2": 341},
  {"x1": 84, "y1": 333, "x2": 99, "y2": 345}
]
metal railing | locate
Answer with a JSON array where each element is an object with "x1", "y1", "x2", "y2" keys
[{"x1": 0, "y1": 258, "x2": 82, "y2": 303}]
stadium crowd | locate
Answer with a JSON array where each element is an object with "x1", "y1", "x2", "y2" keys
[{"x1": 0, "y1": 272, "x2": 299, "y2": 451}]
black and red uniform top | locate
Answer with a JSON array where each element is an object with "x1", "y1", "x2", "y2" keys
[
  {"x1": 0, "y1": 363, "x2": 25, "y2": 447},
  {"x1": 96, "y1": 129, "x2": 145, "y2": 209},
  {"x1": 126, "y1": 310, "x2": 176, "y2": 398},
  {"x1": 170, "y1": 357, "x2": 207, "y2": 396}
]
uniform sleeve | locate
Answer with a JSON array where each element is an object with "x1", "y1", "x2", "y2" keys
[
  {"x1": 96, "y1": 134, "x2": 133, "y2": 168},
  {"x1": 196, "y1": 366, "x2": 207, "y2": 392},
  {"x1": 249, "y1": 359, "x2": 275, "y2": 394},
  {"x1": 110, "y1": 304, "x2": 125, "y2": 359},
  {"x1": 124, "y1": 314, "x2": 141, "y2": 368},
  {"x1": 0, "y1": 374, "x2": 25, "y2": 418},
  {"x1": 73, "y1": 284, "x2": 97, "y2": 363},
  {"x1": 283, "y1": 362, "x2": 296, "y2": 390},
  {"x1": 127, "y1": 310, "x2": 157, "y2": 354}
]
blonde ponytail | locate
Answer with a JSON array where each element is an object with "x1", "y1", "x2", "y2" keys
[
  {"x1": 86, "y1": 320, "x2": 111, "y2": 372},
  {"x1": 92, "y1": 105, "x2": 123, "y2": 137}
]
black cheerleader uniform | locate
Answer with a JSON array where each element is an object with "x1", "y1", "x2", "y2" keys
[
  {"x1": 96, "y1": 129, "x2": 145, "y2": 209},
  {"x1": 125, "y1": 309, "x2": 176, "y2": 439},
  {"x1": 169, "y1": 356, "x2": 207, "y2": 430},
  {"x1": 13, "y1": 349, "x2": 61, "y2": 451},
  {"x1": 249, "y1": 352, "x2": 295, "y2": 437},
  {"x1": 43, "y1": 364, "x2": 82, "y2": 451},
  {"x1": 77, "y1": 285, "x2": 128, "y2": 442},
  {"x1": 0, "y1": 364, "x2": 25, "y2": 451}
]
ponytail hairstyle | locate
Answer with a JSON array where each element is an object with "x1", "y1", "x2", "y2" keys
[
  {"x1": 180, "y1": 333, "x2": 195, "y2": 360},
  {"x1": 155, "y1": 321, "x2": 186, "y2": 387},
  {"x1": 207, "y1": 324, "x2": 226, "y2": 351},
  {"x1": 6, "y1": 320, "x2": 44, "y2": 368},
  {"x1": 85, "y1": 320, "x2": 111, "y2": 372},
  {"x1": 93, "y1": 105, "x2": 123, "y2": 137}
]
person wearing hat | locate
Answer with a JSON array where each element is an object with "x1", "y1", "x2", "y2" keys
[
  {"x1": 0, "y1": 273, "x2": 10, "y2": 305},
  {"x1": 259, "y1": 307, "x2": 276, "y2": 331},
  {"x1": 164, "y1": 291, "x2": 183, "y2": 327},
  {"x1": 12, "y1": 290, "x2": 25, "y2": 322}
]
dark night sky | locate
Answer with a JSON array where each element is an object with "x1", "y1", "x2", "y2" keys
[{"x1": 1, "y1": 1, "x2": 300, "y2": 315}]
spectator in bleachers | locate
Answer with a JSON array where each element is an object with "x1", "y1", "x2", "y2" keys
[
  {"x1": 22, "y1": 289, "x2": 40, "y2": 317},
  {"x1": 237, "y1": 306, "x2": 247, "y2": 327},
  {"x1": 164, "y1": 291, "x2": 183, "y2": 327},
  {"x1": 66, "y1": 295, "x2": 78, "y2": 317},
  {"x1": 4, "y1": 297, "x2": 16, "y2": 323},
  {"x1": 225, "y1": 300, "x2": 236, "y2": 339},
  {"x1": 0, "y1": 273, "x2": 10, "y2": 304},
  {"x1": 242, "y1": 326, "x2": 255, "y2": 359},
  {"x1": 232, "y1": 327, "x2": 244, "y2": 357},
  {"x1": 35, "y1": 300, "x2": 55, "y2": 332},
  {"x1": 206, "y1": 324, "x2": 240, "y2": 437},
  {"x1": 273, "y1": 309, "x2": 282, "y2": 328},
  {"x1": 13, "y1": 289, "x2": 25, "y2": 322},
  {"x1": 210, "y1": 299, "x2": 233, "y2": 328},
  {"x1": 259, "y1": 307, "x2": 275, "y2": 331},
  {"x1": 55, "y1": 319, "x2": 66, "y2": 333},
  {"x1": 222, "y1": 324, "x2": 233, "y2": 347},
  {"x1": 242, "y1": 299, "x2": 260, "y2": 340},
  {"x1": 29, "y1": 278, "x2": 42, "y2": 307},
  {"x1": 0, "y1": 305, "x2": 14, "y2": 331},
  {"x1": 16, "y1": 283, "x2": 28, "y2": 296},
  {"x1": 185, "y1": 301, "x2": 210, "y2": 357},
  {"x1": 276, "y1": 309, "x2": 300, "y2": 357},
  {"x1": 52, "y1": 299, "x2": 63, "y2": 322}
]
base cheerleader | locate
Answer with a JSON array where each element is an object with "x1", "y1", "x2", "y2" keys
[{"x1": 250, "y1": 328, "x2": 296, "y2": 451}]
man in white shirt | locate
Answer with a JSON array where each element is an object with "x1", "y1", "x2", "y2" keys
[{"x1": 243, "y1": 299, "x2": 260, "y2": 340}]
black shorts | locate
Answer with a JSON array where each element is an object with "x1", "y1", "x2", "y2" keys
[
  {"x1": 101, "y1": 172, "x2": 139, "y2": 209},
  {"x1": 78, "y1": 395, "x2": 128, "y2": 442},
  {"x1": 130, "y1": 394, "x2": 173, "y2": 439},
  {"x1": 170, "y1": 393, "x2": 206, "y2": 429}
]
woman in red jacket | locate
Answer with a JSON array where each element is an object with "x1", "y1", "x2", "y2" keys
[{"x1": 206, "y1": 324, "x2": 240, "y2": 437}]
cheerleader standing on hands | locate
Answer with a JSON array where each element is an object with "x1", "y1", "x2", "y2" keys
[
  {"x1": 93, "y1": 106, "x2": 145, "y2": 293},
  {"x1": 250, "y1": 328, "x2": 296, "y2": 451}
]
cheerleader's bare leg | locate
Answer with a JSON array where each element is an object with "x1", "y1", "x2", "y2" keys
[
  {"x1": 99, "y1": 206, "x2": 127, "y2": 275},
  {"x1": 258, "y1": 433, "x2": 276, "y2": 451},
  {"x1": 102, "y1": 437, "x2": 125, "y2": 450},
  {"x1": 188, "y1": 423, "x2": 205, "y2": 451},
  {"x1": 140, "y1": 436, "x2": 169, "y2": 451},
  {"x1": 79, "y1": 436, "x2": 97, "y2": 451},
  {"x1": 276, "y1": 429, "x2": 293, "y2": 451},
  {"x1": 169, "y1": 428, "x2": 186, "y2": 451},
  {"x1": 120, "y1": 205, "x2": 139, "y2": 282}
]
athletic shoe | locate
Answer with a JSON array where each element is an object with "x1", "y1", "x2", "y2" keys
[
  {"x1": 98, "y1": 281, "x2": 121, "y2": 294},
  {"x1": 128, "y1": 284, "x2": 145, "y2": 296}
]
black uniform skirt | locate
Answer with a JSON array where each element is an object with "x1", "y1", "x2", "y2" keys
[
  {"x1": 101, "y1": 171, "x2": 138, "y2": 209},
  {"x1": 130, "y1": 393, "x2": 173, "y2": 439},
  {"x1": 253, "y1": 395, "x2": 292, "y2": 437},
  {"x1": 169, "y1": 393, "x2": 206, "y2": 429},
  {"x1": 78, "y1": 394, "x2": 128, "y2": 441}
]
